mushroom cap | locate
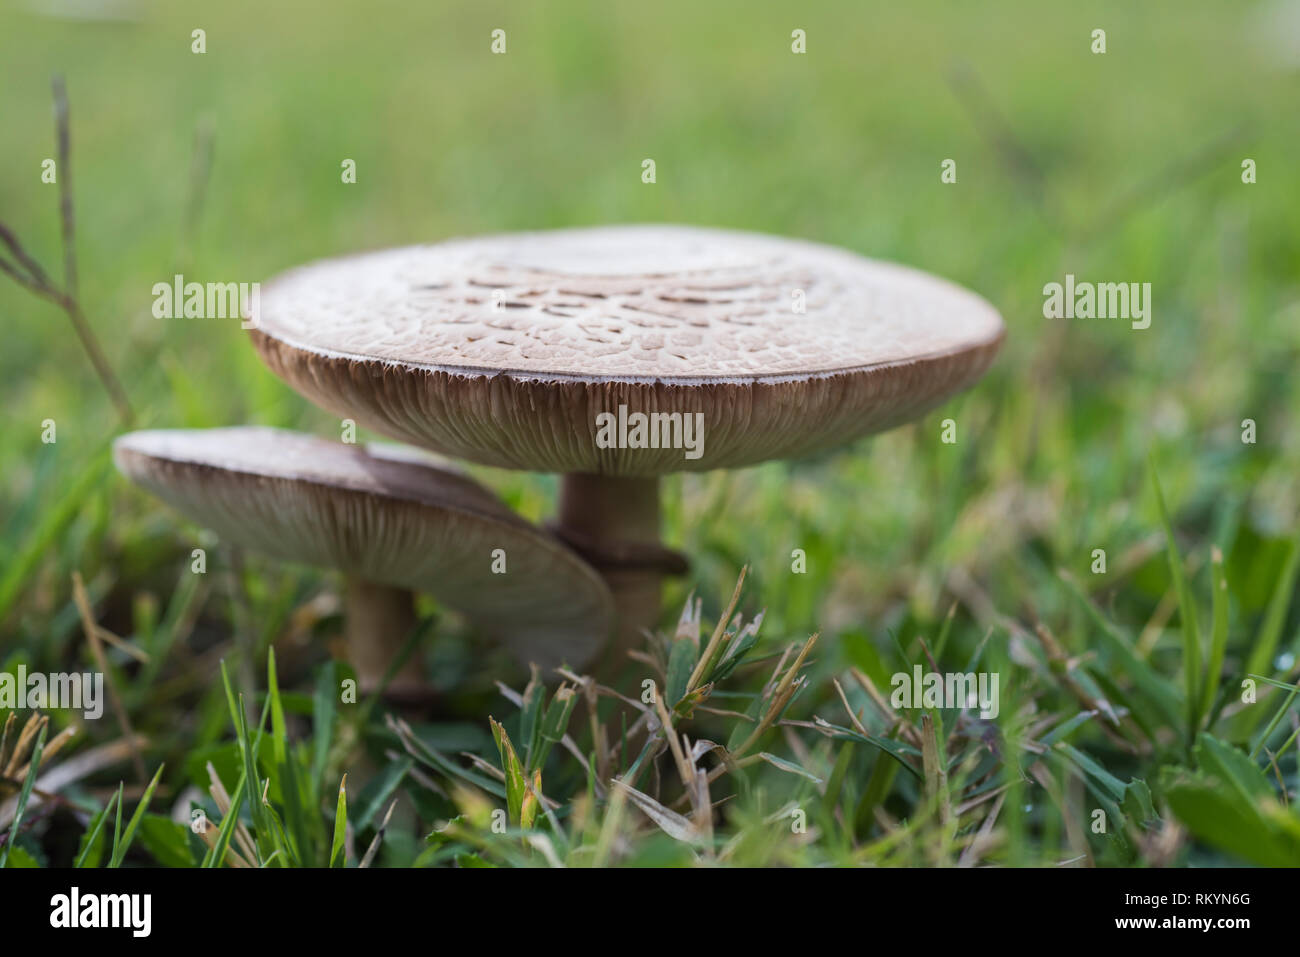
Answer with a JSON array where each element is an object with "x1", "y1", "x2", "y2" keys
[
  {"x1": 113, "y1": 427, "x2": 613, "y2": 668},
  {"x1": 249, "y1": 225, "x2": 1004, "y2": 476}
]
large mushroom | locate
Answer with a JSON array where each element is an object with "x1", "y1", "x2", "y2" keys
[
  {"x1": 114, "y1": 427, "x2": 613, "y2": 699},
  {"x1": 245, "y1": 225, "x2": 1004, "y2": 673}
]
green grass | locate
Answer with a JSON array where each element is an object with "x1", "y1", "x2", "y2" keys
[{"x1": 1, "y1": 0, "x2": 1298, "y2": 867}]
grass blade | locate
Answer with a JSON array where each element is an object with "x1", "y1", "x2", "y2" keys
[
  {"x1": 108, "y1": 763, "x2": 165, "y2": 868},
  {"x1": 73, "y1": 788, "x2": 120, "y2": 868},
  {"x1": 0, "y1": 450, "x2": 109, "y2": 622},
  {"x1": 758, "y1": 751, "x2": 823, "y2": 784},
  {"x1": 0, "y1": 724, "x2": 46, "y2": 868},
  {"x1": 109, "y1": 781, "x2": 124, "y2": 864},
  {"x1": 1151, "y1": 463, "x2": 1202, "y2": 739},
  {"x1": 1244, "y1": 531, "x2": 1299, "y2": 676},
  {"x1": 1201, "y1": 547, "x2": 1229, "y2": 724},
  {"x1": 221, "y1": 661, "x2": 267, "y2": 864},
  {"x1": 312, "y1": 660, "x2": 337, "y2": 793},
  {"x1": 1249, "y1": 674, "x2": 1300, "y2": 759},
  {"x1": 201, "y1": 770, "x2": 246, "y2": 868},
  {"x1": 330, "y1": 775, "x2": 347, "y2": 867},
  {"x1": 1060, "y1": 569, "x2": 1184, "y2": 731},
  {"x1": 354, "y1": 758, "x2": 411, "y2": 832}
]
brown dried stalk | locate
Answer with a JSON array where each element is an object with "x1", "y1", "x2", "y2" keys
[{"x1": 0, "y1": 76, "x2": 133, "y2": 425}]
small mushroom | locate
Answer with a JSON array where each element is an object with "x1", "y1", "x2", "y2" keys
[
  {"x1": 113, "y1": 427, "x2": 613, "y2": 698},
  {"x1": 247, "y1": 225, "x2": 1004, "y2": 672}
]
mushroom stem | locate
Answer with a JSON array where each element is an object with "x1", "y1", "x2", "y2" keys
[
  {"x1": 557, "y1": 474, "x2": 665, "y2": 678},
  {"x1": 343, "y1": 578, "x2": 430, "y2": 703}
]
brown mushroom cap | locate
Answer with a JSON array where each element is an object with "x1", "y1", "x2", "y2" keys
[
  {"x1": 249, "y1": 225, "x2": 1004, "y2": 476},
  {"x1": 113, "y1": 427, "x2": 613, "y2": 667}
]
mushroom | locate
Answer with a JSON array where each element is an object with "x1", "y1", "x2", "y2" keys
[
  {"x1": 113, "y1": 426, "x2": 613, "y2": 699},
  {"x1": 245, "y1": 225, "x2": 1004, "y2": 672}
]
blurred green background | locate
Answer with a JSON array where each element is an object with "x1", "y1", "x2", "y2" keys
[
  {"x1": 3, "y1": 0, "x2": 1296, "y2": 639},
  {"x1": 1, "y1": 0, "x2": 1297, "y2": 867}
]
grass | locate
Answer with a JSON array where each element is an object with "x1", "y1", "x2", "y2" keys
[{"x1": 0, "y1": 0, "x2": 1298, "y2": 867}]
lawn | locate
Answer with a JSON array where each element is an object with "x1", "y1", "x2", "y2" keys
[{"x1": 1, "y1": 0, "x2": 1298, "y2": 868}]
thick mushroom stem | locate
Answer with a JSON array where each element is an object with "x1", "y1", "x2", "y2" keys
[
  {"x1": 343, "y1": 578, "x2": 429, "y2": 702},
  {"x1": 557, "y1": 474, "x2": 667, "y2": 678}
]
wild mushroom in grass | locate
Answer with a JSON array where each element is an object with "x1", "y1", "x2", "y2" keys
[
  {"x1": 113, "y1": 427, "x2": 613, "y2": 701},
  {"x1": 246, "y1": 225, "x2": 1005, "y2": 674}
]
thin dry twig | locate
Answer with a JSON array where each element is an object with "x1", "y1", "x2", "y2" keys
[
  {"x1": 0, "y1": 713, "x2": 16, "y2": 772},
  {"x1": 12, "y1": 726, "x2": 77, "y2": 782},
  {"x1": 0, "y1": 733, "x2": 148, "y2": 830},
  {"x1": 92, "y1": 625, "x2": 150, "y2": 664},
  {"x1": 2, "y1": 714, "x2": 48, "y2": 779},
  {"x1": 359, "y1": 799, "x2": 397, "y2": 868},
  {"x1": 207, "y1": 761, "x2": 258, "y2": 864},
  {"x1": 72, "y1": 572, "x2": 146, "y2": 781},
  {"x1": 52, "y1": 75, "x2": 76, "y2": 298},
  {"x1": 686, "y1": 565, "x2": 747, "y2": 692},
  {"x1": 0, "y1": 76, "x2": 133, "y2": 424}
]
